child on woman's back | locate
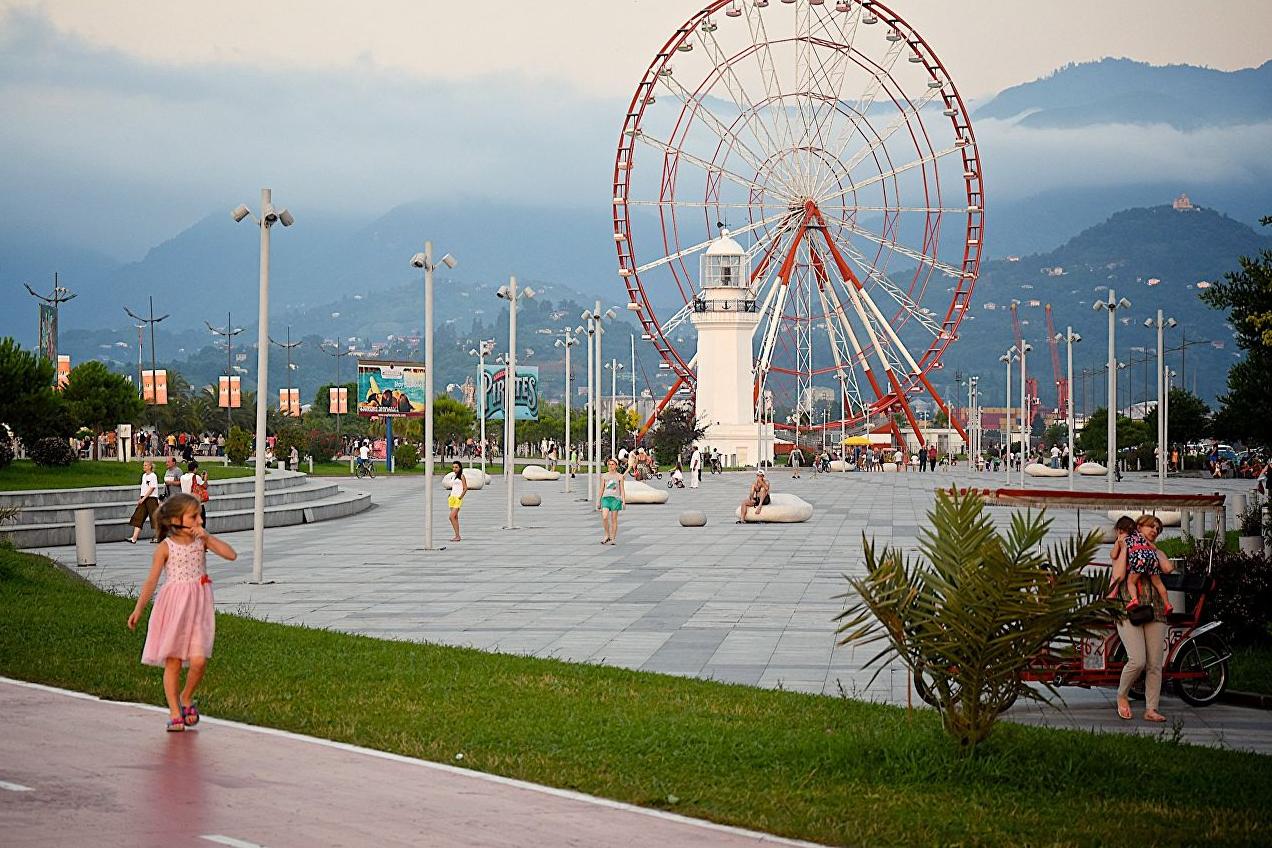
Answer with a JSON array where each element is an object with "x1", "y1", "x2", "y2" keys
[
  {"x1": 127, "y1": 493, "x2": 237, "y2": 731},
  {"x1": 1107, "y1": 514, "x2": 1172, "y2": 614}
]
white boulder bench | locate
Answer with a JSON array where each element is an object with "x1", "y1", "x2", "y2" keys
[
  {"x1": 1025, "y1": 463, "x2": 1069, "y2": 479},
  {"x1": 624, "y1": 480, "x2": 668, "y2": 505},
  {"x1": 678, "y1": 510, "x2": 707, "y2": 527},
  {"x1": 1077, "y1": 462, "x2": 1107, "y2": 476},
  {"x1": 521, "y1": 465, "x2": 561, "y2": 482},
  {"x1": 735, "y1": 492, "x2": 813, "y2": 523},
  {"x1": 442, "y1": 468, "x2": 489, "y2": 490}
]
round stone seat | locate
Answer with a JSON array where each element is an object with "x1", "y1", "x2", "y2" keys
[
  {"x1": 520, "y1": 493, "x2": 542, "y2": 507},
  {"x1": 1077, "y1": 462, "x2": 1107, "y2": 476},
  {"x1": 522, "y1": 465, "x2": 560, "y2": 482},
  {"x1": 624, "y1": 479, "x2": 668, "y2": 504},
  {"x1": 1105, "y1": 509, "x2": 1182, "y2": 527},
  {"x1": 828, "y1": 460, "x2": 851, "y2": 472},
  {"x1": 735, "y1": 492, "x2": 813, "y2": 523},
  {"x1": 1025, "y1": 462, "x2": 1068, "y2": 478},
  {"x1": 442, "y1": 468, "x2": 488, "y2": 490},
  {"x1": 678, "y1": 510, "x2": 707, "y2": 527}
]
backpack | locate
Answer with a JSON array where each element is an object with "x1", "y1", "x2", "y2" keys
[{"x1": 191, "y1": 475, "x2": 209, "y2": 503}]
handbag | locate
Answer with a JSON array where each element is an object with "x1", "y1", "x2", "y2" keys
[{"x1": 1127, "y1": 603, "x2": 1155, "y2": 626}]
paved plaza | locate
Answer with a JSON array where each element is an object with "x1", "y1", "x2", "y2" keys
[{"x1": 37, "y1": 464, "x2": 1272, "y2": 754}]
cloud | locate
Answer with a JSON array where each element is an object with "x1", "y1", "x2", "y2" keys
[{"x1": 0, "y1": 8, "x2": 620, "y2": 258}]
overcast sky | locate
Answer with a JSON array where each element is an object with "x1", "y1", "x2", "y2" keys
[{"x1": 2, "y1": 1, "x2": 1270, "y2": 259}]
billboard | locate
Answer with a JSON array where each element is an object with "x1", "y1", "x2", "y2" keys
[
  {"x1": 218, "y1": 376, "x2": 242, "y2": 408},
  {"x1": 329, "y1": 386, "x2": 348, "y2": 414},
  {"x1": 279, "y1": 388, "x2": 301, "y2": 416},
  {"x1": 357, "y1": 360, "x2": 426, "y2": 417},
  {"x1": 38, "y1": 303, "x2": 57, "y2": 363},
  {"x1": 482, "y1": 365, "x2": 539, "y2": 421},
  {"x1": 142, "y1": 369, "x2": 168, "y2": 405},
  {"x1": 56, "y1": 355, "x2": 71, "y2": 389}
]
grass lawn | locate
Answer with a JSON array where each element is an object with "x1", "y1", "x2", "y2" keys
[
  {"x1": 3, "y1": 551, "x2": 1270, "y2": 845},
  {"x1": 1232, "y1": 645, "x2": 1272, "y2": 696},
  {"x1": 0, "y1": 459, "x2": 256, "y2": 492}
]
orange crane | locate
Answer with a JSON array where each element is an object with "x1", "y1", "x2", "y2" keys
[
  {"x1": 1045, "y1": 304, "x2": 1069, "y2": 418},
  {"x1": 1009, "y1": 301, "x2": 1040, "y2": 416}
]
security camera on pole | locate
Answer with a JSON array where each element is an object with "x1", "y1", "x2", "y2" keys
[
  {"x1": 1144, "y1": 310, "x2": 1177, "y2": 494},
  {"x1": 1093, "y1": 291, "x2": 1131, "y2": 492},
  {"x1": 232, "y1": 190, "x2": 294, "y2": 585},
  {"x1": 497, "y1": 277, "x2": 535, "y2": 529},
  {"x1": 410, "y1": 243, "x2": 458, "y2": 550}
]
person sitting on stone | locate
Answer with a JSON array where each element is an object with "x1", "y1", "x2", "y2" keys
[{"x1": 737, "y1": 468, "x2": 772, "y2": 523}]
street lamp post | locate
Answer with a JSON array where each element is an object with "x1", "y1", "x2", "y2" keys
[
  {"x1": 124, "y1": 296, "x2": 170, "y2": 403},
  {"x1": 1019, "y1": 344, "x2": 1032, "y2": 488},
  {"x1": 232, "y1": 189, "x2": 294, "y2": 585},
  {"x1": 411, "y1": 243, "x2": 458, "y2": 550},
  {"x1": 1144, "y1": 310, "x2": 1178, "y2": 493},
  {"x1": 206, "y1": 312, "x2": 243, "y2": 438},
  {"x1": 606, "y1": 359, "x2": 625, "y2": 458},
  {"x1": 498, "y1": 277, "x2": 535, "y2": 529},
  {"x1": 581, "y1": 303, "x2": 616, "y2": 495},
  {"x1": 320, "y1": 341, "x2": 352, "y2": 447},
  {"x1": 467, "y1": 339, "x2": 495, "y2": 474},
  {"x1": 1094, "y1": 291, "x2": 1131, "y2": 492},
  {"x1": 555, "y1": 328, "x2": 579, "y2": 491},
  {"x1": 1000, "y1": 347, "x2": 1017, "y2": 484},
  {"x1": 1055, "y1": 327, "x2": 1081, "y2": 490},
  {"x1": 269, "y1": 325, "x2": 302, "y2": 419},
  {"x1": 1165, "y1": 367, "x2": 1176, "y2": 475}
]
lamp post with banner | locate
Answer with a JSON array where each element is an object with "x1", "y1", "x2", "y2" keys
[
  {"x1": 270, "y1": 325, "x2": 303, "y2": 418},
  {"x1": 555, "y1": 328, "x2": 579, "y2": 492},
  {"x1": 468, "y1": 340, "x2": 495, "y2": 473},
  {"x1": 124, "y1": 296, "x2": 169, "y2": 404},
  {"x1": 206, "y1": 312, "x2": 244, "y2": 439},
  {"x1": 497, "y1": 277, "x2": 535, "y2": 529}
]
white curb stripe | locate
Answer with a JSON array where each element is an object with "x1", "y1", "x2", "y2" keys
[
  {"x1": 0, "y1": 780, "x2": 34, "y2": 792},
  {"x1": 200, "y1": 836, "x2": 267, "y2": 848},
  {"x1": 1, "y1": 677, "x2": 827, "y2": 847}
]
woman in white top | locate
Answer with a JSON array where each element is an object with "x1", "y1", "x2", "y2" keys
[
  {"x1": 447, "y1": 461, "x2": 468, "y2": 542},
  {"x1": 128, "y1": 461, "x2": 161, "y2": 544},
  {"x1": 596, "y1": 458, "x2": 627, "y2": 545}
]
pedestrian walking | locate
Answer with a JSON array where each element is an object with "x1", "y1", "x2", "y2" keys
[
  {"x1": 127, "y1": 461, "x2": 161, "y2": 544},
  {"x1": 127, "y1": 493, "x2": 237, "y2": 732},
  {"x1": 918, "y1": 448, "x2": 928, "y2": 472},
  {"x1": 789, "y1": 446, "x2": 803, "y2": 478},
  {"x1": 447, "y1": 461, "x2": 467, "y2": 542},
  {"x1": 927, "y1": 444, "x2": 938, "y2": 472},
  {"x1": 180, "y1": 460, "x2": 209, "y2": 525},
  {"x1": 597, "y1": 457, "x2": 626, "y2": 545},
  {"x1": 689, "y1": 444, "x2": 702, "y2": 488},
  {"x1": 162, "y1": 456, "x2": 182, "y2": 499}
]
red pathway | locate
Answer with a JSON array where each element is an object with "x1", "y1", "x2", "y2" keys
[{"x1": 0, "y1": 679, "x2": 821, "y2": 848}]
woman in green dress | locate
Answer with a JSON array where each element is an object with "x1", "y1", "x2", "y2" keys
[{"x1": 596, "y1": 457, "x2": 627, "y2": 546}]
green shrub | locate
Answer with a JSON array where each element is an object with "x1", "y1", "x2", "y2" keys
[
  {"x1": 273, "y1": 427, "x2": 308, "y2": 464},
  {"x1": 394, "y1": 443, "x2": 419, "y2": 470},
  {"x1": 0, "y1": 439, "x2": 13, "y2": 470},
  {"x1": 307, "y1": 429, "x2": 342, "y2": 461},
  {"x1": 28, "y1": 437, "x2": 76, "y2": 467},
  {"x1": 1182, "y1": 547, "x2": 1272, "y2": 646},
  {"x1": 225, "y1": 427, "x2": 252, "y2": 466}
]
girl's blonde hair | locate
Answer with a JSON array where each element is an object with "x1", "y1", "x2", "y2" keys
[{"x1": 156, "y1": 493, "x2": 201, "y2": 542}]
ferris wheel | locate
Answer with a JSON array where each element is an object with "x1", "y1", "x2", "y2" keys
[{"x1": 613, "y1": 0, "x2": 983, "y2": 443}]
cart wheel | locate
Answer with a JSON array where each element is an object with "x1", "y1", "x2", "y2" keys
[
  {"x1": 913, "y1": 666, "x2": 1018, "y2": 713},
  {"x1": 1172, "y1": 639, "x2": 1229, "y2": 707}
]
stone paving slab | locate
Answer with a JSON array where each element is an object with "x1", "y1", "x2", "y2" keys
[{"x1": 35, "y1": 464, "x2": 1272, "y2": 754}]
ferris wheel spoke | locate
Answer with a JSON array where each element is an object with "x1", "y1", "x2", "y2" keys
[
  {"x1": 835, "y1": 239, "x2": 941, "y2": 338},
  {"x1": 626, "y1": 199, "x2": 788, "y2": 210},
  {"x1": 634, "y1": 209, "x2": 795, "y2": 275},
  {"x1": 814, "y1": 280, "x2": 864, "y2": 418},
  {"x1": 801, "y1": 7, "x2": 867, "y2": 166},
  {"x1": 659, "y1": 301, "x2": 696, "y2": 336},
  {"x1": 855, "y1": 282, "x2": 928, "y2": 377},
  {"x1": 656, "y1": 72, "x2": 774, "y2": 181},
  {"x1": 816, "y1": 83, "x2": 944, "y2": 198},
  {"x1": 634, "y1": 132, "x2": 787, "y2": 201},
  {"x1": 828, "y1": 214, "x2": 966, "y2": 279},
  {"x1": 816, "y1": 144, "x2": 962, "y2": 213},
  {"x1": 745, "y1": 4, "x2": 803, "y2": 184}
]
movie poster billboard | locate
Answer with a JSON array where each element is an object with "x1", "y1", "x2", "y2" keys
[
  {"x1": 329, "y1": 386, "x2": 348, "y2": 414},
  {"x1": 142, "y1": 369, "x2": 168, "y2": 405},
  {"x1": 38, "y1": 303, "x2": 57, "y2": 363},
  {"x1": 357, "y1": 360, "x2": 426, "y2": 417},
  {"x1": 218, "y1": 376, "x2": 242, "y2": 408},
  {"x1": 482, "y1": 365, "x2": 539, "y2": 421}
]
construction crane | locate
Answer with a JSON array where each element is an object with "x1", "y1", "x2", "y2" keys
[
  {"x1": 1010, "y1": 300, "x2": 1040, "y2": 418},
  {"x1": 1044, "y1": 304, "x2": 1069, "y2": 419}
]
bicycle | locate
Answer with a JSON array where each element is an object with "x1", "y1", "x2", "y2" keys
[{"x1": 354, "y1": 459, "x2": 376, "y2": 479}]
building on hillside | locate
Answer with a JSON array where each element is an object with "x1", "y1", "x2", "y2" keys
[{"x1": 1173, "y1": 193, "x2": 1195, "y2": 212}]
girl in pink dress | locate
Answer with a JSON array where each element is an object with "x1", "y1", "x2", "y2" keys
[{"x1": 127, "y1": 493, "x2": 237, "y2": 732}]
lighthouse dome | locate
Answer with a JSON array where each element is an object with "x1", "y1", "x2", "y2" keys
[{"x1": 704, "y1": 228, "x2": 745, "y2": 257}]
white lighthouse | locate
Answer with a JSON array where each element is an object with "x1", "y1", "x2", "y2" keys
[{"x1": 689, "y1": 230, "x2": 774, "y2": 467}]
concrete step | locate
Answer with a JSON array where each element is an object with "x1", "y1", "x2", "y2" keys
[
  {"x1": 7, "y1": 488, "x2": 372, "y2": 548},
  {"x1": 0, "y1": 469, "x2": 309, "y2": 508},
  {"x1": 8, "y1": 480, "x2": 344, "y2": 526}
]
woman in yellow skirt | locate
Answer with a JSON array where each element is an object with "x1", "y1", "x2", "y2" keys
[{"x1": 447, "y1": 460, "x2": 468, "y2": 542}]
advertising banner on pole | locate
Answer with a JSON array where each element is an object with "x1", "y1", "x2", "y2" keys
[
  {"x1": 329, "y1": 386, "x2": 348, "y2": 414},
  {"x1": 357, "y1": 360, "x2": 426, "y2": 417},
  {"x1": 56, "y1": 355, "x2": 71, "y2": 389},
  {"x1": 142, "y1": 369, "x2": 168, "y2": 405},
  {"x1": 278, "y1": 388, "x2": 301, "y2": 416},
  {"x1": 38, "y1": 303, "x2": 57, "y2": 363},
  {"x1": 218, "y1": 376, "x2": 242, "y2": 408},
  {"x1": 482, "y1": 365, "x2": 539, "y2": 421}
]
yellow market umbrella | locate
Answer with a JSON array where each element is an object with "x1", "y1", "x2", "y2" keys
[{"x1": 841, "y1": 435, "x2": 872, "y2": 446}]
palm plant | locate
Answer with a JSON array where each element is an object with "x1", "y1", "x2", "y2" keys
[{"x1": 835, "y1": 488, "x2": 1113, "y2": 753}]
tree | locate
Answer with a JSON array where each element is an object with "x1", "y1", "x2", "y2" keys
[
  {"x1": 1076, "y1": 407, "x2": 1151, "y2": 460},
  {"x1": 1041, "y1": 423, "x2": 1068, "y2": 449},
  {"x1": 0, "y1": 337, "x2": 75, "y2": 446},
  {"x1": 835, "y1": 489, "x2": 1113, "y2": 753},
  {"x1": 61, "y1": 361, "x2": 144, "y2": 458},
  {"x1": 650, "y1": 404, "x2": 705, "y2": 466},
  {"x1": 933, "y1": 409, "x2": 949, "y2": 428},
  {"x1": 1142, "y1": 388, "x2": 1210, "y2": 446},
  {"x1": 432, "y1": 395, "x2": 475, "y2": 446},
  {"x1": 1201, "y1": 214, "x2": 1272, "y2": 446}
]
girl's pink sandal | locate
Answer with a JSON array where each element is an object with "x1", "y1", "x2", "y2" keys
[
  {"x1": 166, "y1": 717, "x2": 186, "y2": 732},
  {"x1": 181, "y1": 702, "x2": 200, "y2": 727}
]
